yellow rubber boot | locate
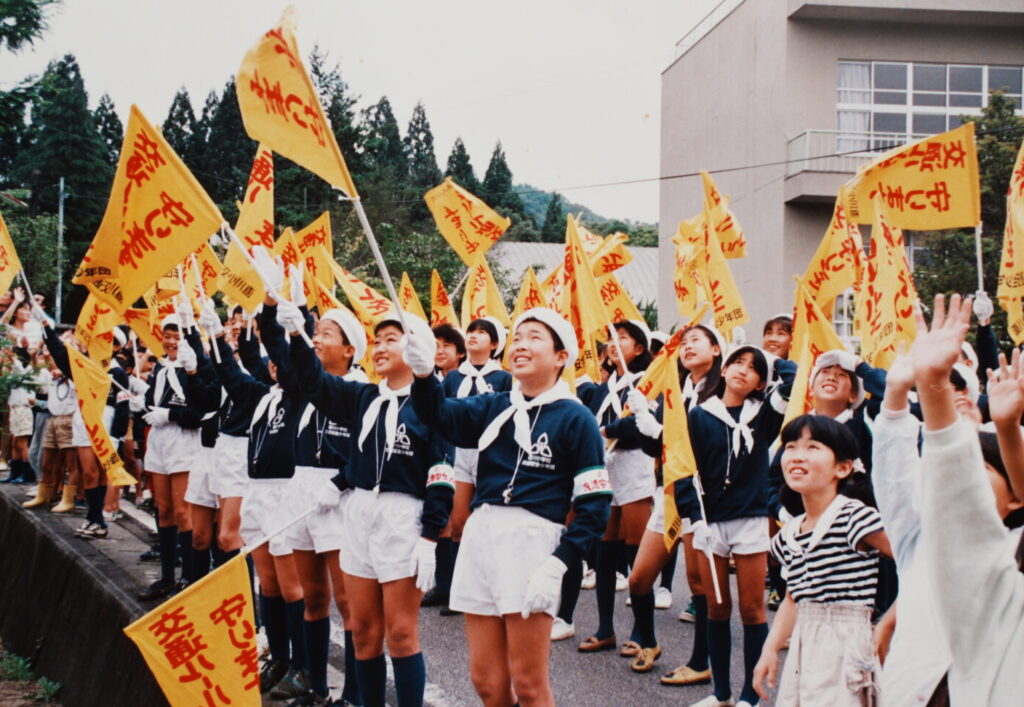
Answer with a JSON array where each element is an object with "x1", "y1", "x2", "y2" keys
[
  {"x1": 51, "y1": 484, "x2": 77, "y2": 513},
  {"x1": 22, "y1": 483, "x2": 55, "y2": 509}
]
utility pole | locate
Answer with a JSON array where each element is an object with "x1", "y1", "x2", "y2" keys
[{"x1": 56, "y1": 177, "x2": 65, "y2": 324}]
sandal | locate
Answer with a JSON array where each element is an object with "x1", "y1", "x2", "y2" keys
[
  {"x1": 577, "y1": 634, "x2": 617, "y2": 653},
  {"x1": 630, "y1": 645, "x2": 662, "y2": 673},
  {"x1": 619, "y1": 639, "x2": 641, "y2": 657},
  {"x1": 660, "y1": 664, "x2": 712, "y2": 686}
]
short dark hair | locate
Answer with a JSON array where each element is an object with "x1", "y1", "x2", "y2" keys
[
  {"x1": 433, "y1": 323, "x2": 466, "y2": 360},
  {"x1": 162, "y1": 323, "x2": 180, "y2": 333},
  {"x1": 373, "y1": 319, "x2": 403, "y2": 335},
  {"x1": 723, "y1": 346, "x2": 769, "y2": 394},
  {"x1": 605, "y1": 321, "x2": 652, "y2": 374},
  {"x1": 467, "y1": 318, "x2": 502, "y2": 358},
  {"x1": 763, "y1": 316, "x2": 792, "y2": 336},
  {"x1": 781, "y1": 414, "x2": 859, "y2": 462}
]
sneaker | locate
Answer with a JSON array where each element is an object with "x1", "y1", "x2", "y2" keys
[
  {"x1": 550, "y1": 617, "x2": 575, "y2": 641},
  {"x1": 689, "y1": 695, "x2": 734, "y2": 707},
  {"x1": 679, "y1": 598, "x2": 696, "y2": 623},
  {"x1": 137, "y1": 578, "x2": 175, "y2": 601},
  {"x1": 286, "y1": 690, "x2": 333, "y2": 706},
  {"x1": 73, "y1": 521, "x2": 92, "y2": 536},
  {"x1": 767, "y1": 589, "x2": 781, "y2": 611},
  {"x1": 615, "y1": 572, "x2": 628, "y2": 592},
  {"x1": 259, "y1": 659, "x2": 289, "y2": 694},
  {"x1": 139, "y1": 547, "x2": 161, "y2": 563},
  {"x1": 581, "y1": 566, "x2": 596, "y2": 590},
  {"x1": 78, "y1": 522, "x2": 109, "y2": 539},
  {"x1": 655, "y1": 586, "x2": 673, "y2": 609},
  {"x1": 104, "y1": 509, "x2": 125, "y2": 522},
  {"x1": 270, "y1": 667, "x2": 310, "y2": 699}
]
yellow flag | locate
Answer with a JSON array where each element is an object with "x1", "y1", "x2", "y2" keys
[
  {"x1": 701, "y1": 170, "x2": 746, "y2": 258},
  {"x1": 503, "y1": 267, "x2": 551, "y2": 369},
  {"x1": 597, "y1": 273, "x2": 643, "y2": 326},
  {"x1": 73, "y1": 105, "x2": 223, "y2": 312},
  {"x1": 124, "y1": 553, "x2": 259, "y2": 707},
  {"x1": 671, "y1": 214, "x2": 708, "y2": 320},
  {"x1": 661, "y1": 349, "x2": 698, "y2": 550},
  {"x1": 236, "y1": 9, "x2": 357, "y2": 198},
  {"x1": 784, "y1": 281, "x2": 848, "y2": 428},
  {"x1": 846, "y1": 122, "x2": 981, "y2": 230},
  {"x1": 429, "y1": 269, "x2": 459, "y2": 328},
  {"x1": 76, "y1": 294, "x2": 120, "y2": 363},
  {"x1": 234, "y1": 144, "x2": 276, "y2": 251},
  {"x1": 219, "y1": 242, "x2": 265, "y2": 314},
  {"x1": 1005, "y1": 295, "x2": 1024, "y2": 345},
  {"x1": 66, "y1": 347, "x2": 135, "y2": 486},
  {"x1": 856, "y1": 196, "x2": 918, "y2": 367},
  {"x1": 461, "y1": 254, "x2": 510, "y2": 329},
  {"x1": 558, "y1": 215, "x2": 608, "y2": 382},
  {"x1": 799, "y1": 186, "x2": 865, "y2": 315},
  {"x1": 330, "y1": 260, "x2": 393, "y2": 325},
  {"x1": 700, "y1": 204, "x2": 748, "y2": 337},
  {"x1": 124, "y1": 308, "x2": 166, "y2": 358},
  {"x1": 0, "y1": 210, "x2": 24, "y2": 295},
  {"x1": 588, "y1": 232, "x2": 633, "y2": 276},
  {"x1": 998, "y1": 139, "x2": 1024, "y2": 342},
  {"x1": 633, "y1": 304, "x2": 710, "y2": 402},
  {"x1": 424, "y1": 177, "x2": 511, "y2": 266},
  {"x1": 294, "y1": 212, "x2": 333, "y2": 292},
  {"x1": 398, "y1": 272, "x2": 427, "y2": 321},
  {"x1": 183, "y1": 244, "x2": 222, "y2": 310}
]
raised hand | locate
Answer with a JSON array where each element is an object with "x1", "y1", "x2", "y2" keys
[
  {"x1": 909, "y1": 293, "x2": 972, "y2": 386},
  {"x1": 986, "y1": 350, "x2": 1024, "y2": 427}
]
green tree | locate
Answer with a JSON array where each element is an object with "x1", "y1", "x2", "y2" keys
[
  {"x1": 92, "y1": 93, "x2": 122, "y2": 168},
  {"x1": 199, "y1": 79, "x2": 255, "y2": 222},
  {"x1": 539, "y1": 192, "x2": 564, "y2": 242},
  {"x1": 187, "y1": 89, "x2": 217, "y2": 182},
  {"x1": 482, "y1": 141, "x2": 525, "y2": 220},
  {"x1": 404, "y1": 102, "x2": 442, "y2": 223},
  {"x1": 162, "y1": 87, "x2": 197, "y2": 166},
  {"x1": 444, "y1": 137, "x2": 481, "y2": 195},
  {"x1": 0, "y1": 0, "x2": 56, "y2": 53},
  {"x1": 3, "y1": 210, "x2": 59, "y2": 300}
]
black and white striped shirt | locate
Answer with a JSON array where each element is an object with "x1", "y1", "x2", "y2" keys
[{"x1": 770, "y1": 498, "x2": 884, "y2": 605}]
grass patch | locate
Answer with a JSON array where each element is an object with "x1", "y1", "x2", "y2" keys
[{"x1": 0, "y1": 649, "x2": 61, "y2": 704}]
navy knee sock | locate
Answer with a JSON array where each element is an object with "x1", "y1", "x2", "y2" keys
[
  {"x1": 157, "y1": 525, "x2": 177, "y2": 583},
  {"x1": 259, "y1": 593, "x2": 289, "y2": 664},
  {"x1": 557, "y1": 558, "x2": 583, "y2": 624},
  {"x1": 740, "y1": 623, "x2": 769, "y2": 704},
  {"x1": 85, "y1": 486, "x2": 106, "y2": 527},
  {"x1": 629, "y1": 591, "x2": 656, "y2": 647},
  {"x1": 708, "y1": 619, "x2": 732, "y2": 701},
  {"x1": 305, "y1": 617, "x2": 330, "y2": 697},
  {"x1": 355, "y1": 653, "x2": 387, "y2": 707},
  {"x1": 595, "y1": 540, "x2": 618, "y2": 639},
  {"x1": 192, "y1": 545, "x2": 211, "y2": 582},
  {"x1": 435, "y1": 537, "x2": 454, "y2": 595},
  {"x1": 285, "y1": 599, "x2": 307, "y2": 670},
  {"x1": 210, "y1": 529, "x2": 229, "y2": 568},
  {"x1": 177, "y1": 530, "x2": 194, "y2": 583},
  {"x1": 616, "y1": 539, "x2": 628, "y2": 575},
  {"x1": 391, "y1": 652, "x2": 426, "y2": 707},
  {"x1": 660, "y1": 544, "x2": 678, "y2": 591},
  {"x1": 341, "y1": 630, "x2": 362, "y2": 705},
  {"x1": 687, "y1": 594, "x2": 709, "y2": 671}
]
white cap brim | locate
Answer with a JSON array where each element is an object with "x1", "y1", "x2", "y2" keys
[
  {"x1": 321, "y1": 308, "x2": 367, "y2": 363},
  {"x1": 481, "y1": 315, "x2": 507, "y2": 357}
]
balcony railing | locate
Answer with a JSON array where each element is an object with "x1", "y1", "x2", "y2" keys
[{"x1": 785, "y1": 130, "x2": 926, "y2": 178}]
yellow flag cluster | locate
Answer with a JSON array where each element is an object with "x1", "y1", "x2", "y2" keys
[
  {"x1": 75, "y1": 295, "x2": 120, "y2": 364},
  {"x1": 398, "y1": 272, "x2": 427, "y2": 321},
  {"x1": 66, "y1": 347, "x2": 135, "y2": 486},
  {"x1": 701, "y1": 170, "x2": 746, "y2": 258},
  {"x1": 460, "y1": 255, "x2": 510, "y2": 329},
  {"x1": 0, "y1": 211, "x2": 23, "y2": 295},
  {"x1": 659, "y1": 348, "x2": 698, "y2": 550},
  {"x1": 124, "y1": 554, "x2": 259, "y2": 707},
  {"x1": 425, "y1": 177, "x2": 511, "y2": 266},
  {"x1": 429, "y1": 270, "x2": 459, "y2": 328},
  {"x1": 556, "y1": 216, "x2": 609, "y2": 382},
  {"x1": 998, "y1": 139, "x2": 1024, "y2": 344},
  {"x1": 799, "y1": 186, "x2": 864, "y2": 315}
]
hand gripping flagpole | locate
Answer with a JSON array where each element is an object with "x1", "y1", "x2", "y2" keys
[
  {"x1": 691, "y1": 472, "x2": 723, "y2": 604},
  {"x1": 189, "y1": 253, "x2": 221, "y2": 364},
  {"x1": 223, "y1": 224, "x2": 314, "y2": 347}
]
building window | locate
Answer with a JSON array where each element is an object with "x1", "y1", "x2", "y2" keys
[{"x1": 837, "y1": 60, "x2": 1023, "y2": 145}]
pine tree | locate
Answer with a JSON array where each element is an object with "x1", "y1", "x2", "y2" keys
[
  {"x1": 162, "y1": 87, "x2": 197, "y2": 166},
  {"x1": 540, "y1": 192, "x2": 565, "y2": 242},
  {"x1": 482, "y1": 141, "x2": 525, "y2": 220},
  {"x1": 308, "y1": 46, "x2": 363, "y2": 176},
  {"x1": 0, "y1": 0, "x2": 55, "y2": 53},
  {"x1": 361, "y1": 96, "x2": 407, "y2": 180},
  {"x1": 92, "y1": 93, "x2": 123, "y2": 168},
  {"x1": 444, "y1": 137, "x2": 480, "y2": 194},
  {"x1": 188, "y1": 90, "x2": 218, "y2": 188},
  {"x1": 404, "y1": 102, "x2": 442, "y2": 223}
]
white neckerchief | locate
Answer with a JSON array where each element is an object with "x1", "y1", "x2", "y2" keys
[
  {"x1": 154, "y1": 360, "x2": 184, "y2": 404},
  {"x1": 358, "y1": 380, "x2": 411, "y2": 458},
  {"x1": 700, "y1": 396, "x2": 762, "y2": 457},
  {"x1": 456, "y1": 359, "x2": 502, "y2": 398},
  {"x1": 596, "y1": 370, "x2": 638, "y2": 419},
  {"x1": 249, "y1": 385, "x2": 284, "y2": 433},
  {"x1": 782, "y1": 494, "x2": 851, "y2": 554},
  {"x1": 478, "y1": 379, "x2": 577, "y2": 453},
  {"x1": 297, "y1": 368, "x2": 369, "y2": 434},
  {"x1": 810, "y1": 406, "x2": 855, "y2": 425},
  {"x1": 683, "y1": 375, "x2": 705, "y2": 410}
]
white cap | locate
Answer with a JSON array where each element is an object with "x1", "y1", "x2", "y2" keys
[
  {"x1": 513, "y1": 308, "x2": 578, "y2": 368},
  {"x1": 113, "y1": 328, "x2": 128, "y2": 348},
  {"x1": 952, "y1": 362, "x2": 980, "y2": 403},
  {"x1": 320, "y1": 308, "x2": 367, "y2": 363},
  {"x1": 620, "y1": 319, "x2": 652, "y2": 350},
  {"x1": 810, "y1": 349, "x2": 865, "y2": 408},
  {"x1": 160, "y1": 314, "x2": 181, "y2": 330},
  {"x1": 960, "y1": 341, "x2": 978, "y2": 370},
  {"x1": 480, "y1": 315, "x2": 508, "y2": 358},
  {"x1": 650, "y1": 330, "x2": 668, "y2": 347}
]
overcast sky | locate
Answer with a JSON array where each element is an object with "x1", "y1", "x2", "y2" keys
[{"x1": 1, "y1": 0, "x2": 720, "y2": 222}]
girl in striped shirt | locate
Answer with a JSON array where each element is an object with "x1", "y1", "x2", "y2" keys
[{"x1": 753, "y1": 414, "x2": 892, "y2": 706}]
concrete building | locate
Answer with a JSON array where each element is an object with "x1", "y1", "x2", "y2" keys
[{"x1": 659, "y1": 0, "x2": 1024, "y2": 337}]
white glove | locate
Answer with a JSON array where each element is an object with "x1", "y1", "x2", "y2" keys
[
  {"x1": 974, "y1": 289, "x2": 994, "y2": 324},
  {"x1": 690, "y1": 520, "x2": 712, "y2": 550},
  {"x1": 30, "y1": 303, "x2": 48, "y2": 324},
  {"x1": 177, "y1": 339, "x2": 198, "y2": 373},
  {"x1": 276, "y1": 299, "x2": 305, "y2": 334},
  {"x1": 401, "y1": 317, "x2": 437, "y2": 377},
  {"x1": 176, "y1": 295, "x2": 196, "y2": 331},
  {"x1": 627, "y1": 387, "x2": 663, "y2": 438},
  {"x1": 289, "y1": 263, "x2": 305, "y2": 305},
  {"x1": 626, "y1": 388, "x2": 650, "y2": 416},
  {"x1": 198, "y1": 300, "x2": 224, "y2": 337},
  {"x1": 251, "y1": 246, "x2": 284, "y2": 294},
  {"x1": 410, "y1": 537, "x2": 437, "y2": 593},
  {"x1": 312, "y1": 480, "x2": 341, "y2": 514},
  {"x1": 143, "y1": 407, "x2": 171, "y2": 427},
  {"x1": 521, "y1": 554, "x2": 568, "y2": 618},
  {"x1": 128, "y1": 395, "x2": 146, "y2": 413}
]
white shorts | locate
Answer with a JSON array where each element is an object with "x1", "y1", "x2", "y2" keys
[
  {"x1": 9, "y1": 406, "x2": 33, "y2": 437},
  {"x1": 285, "y1": 467, "x2": 349, "y2": 554},
  {"x1": 184, "y1": 446, "x2": 220, "y2": 509},
  {"x1": 72, "y1": 406, "x2": 115, "y2": 448},
  {"x1": 212, "y1": 434, "x2": 249, "y2": 498},
  {"x1": 646, "y1": 487, "x2": 693, "y2": 535},
  {"x1": 694, "y1": 516, "x2": 770, "y2": 557},
  {"x1": 144, "y1": 424, "x2": 199, "y2": 475},
  {"x1": 453, "y1": 447, "x2": 478, "y2": 485},
  {"x1": 607, "y1": 448, "x2": 655, "y2": 507},
  {"x1": 450, "y1": 504, "x2": 564, "y2": 617},
  {"x1": 240, "y1": 480, "x2": 292, "y2": 556},
  {"x1": 341, "y1": 488, "x2": 423, "y2": 583}
]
